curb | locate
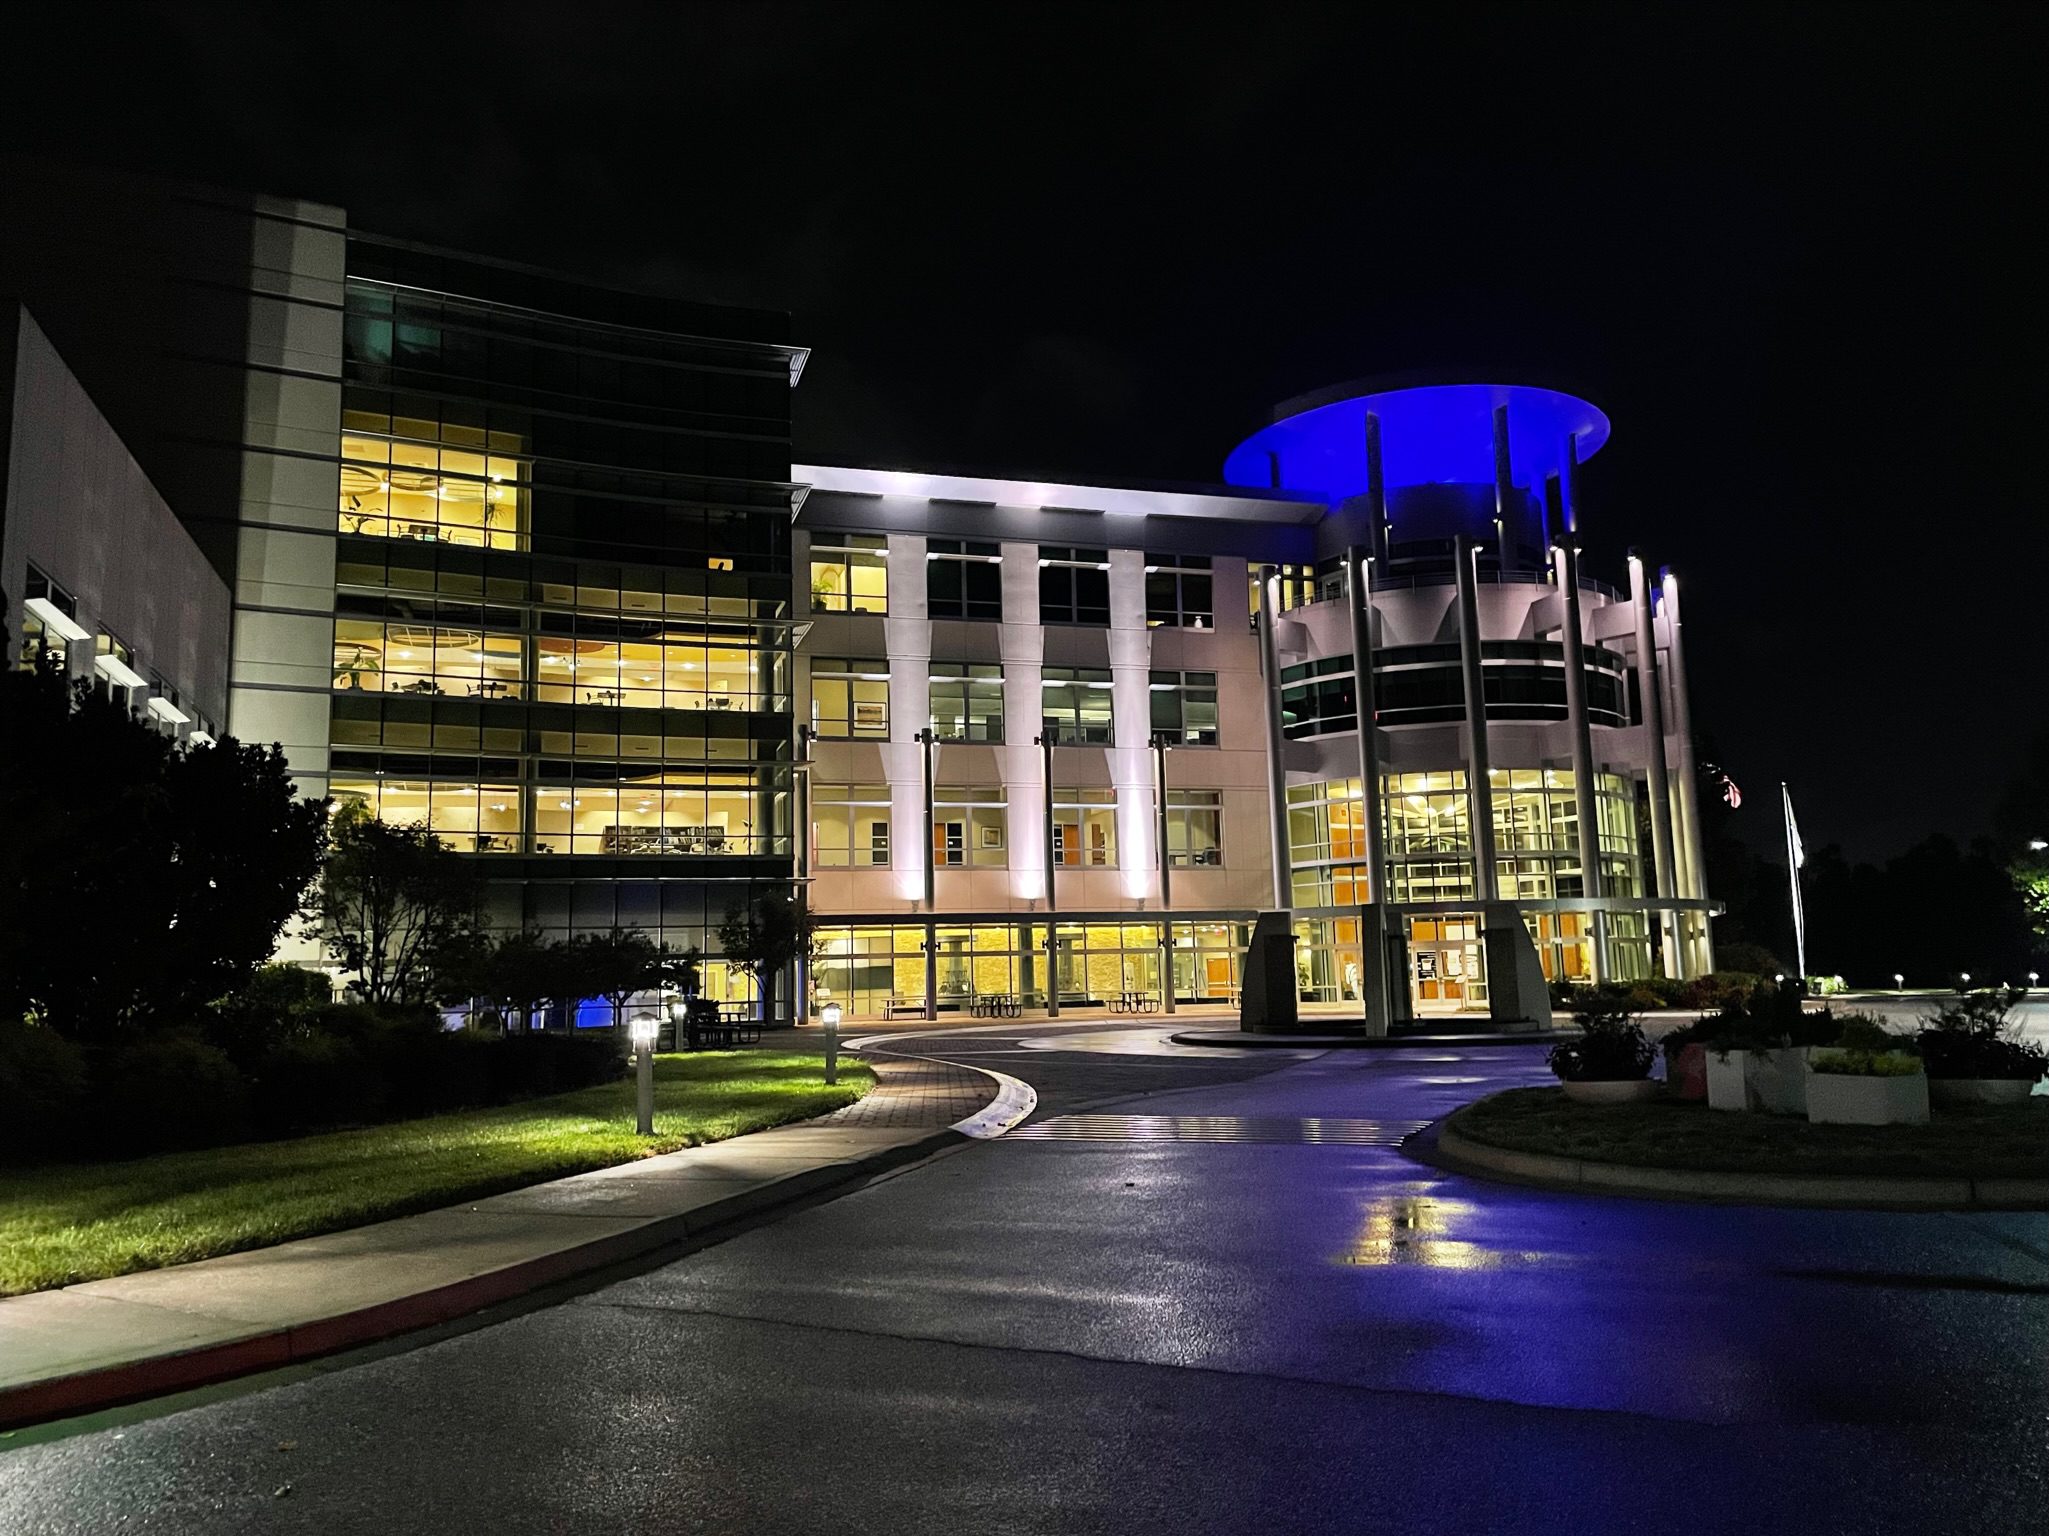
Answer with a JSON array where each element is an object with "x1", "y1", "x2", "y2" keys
[
  {"x1": 0, "y1": 1127, "x2": 962, "y2": 1432},
  {"x1": 1170, "y1": 1028, "x2": 1571, "y2": 1050},
  {"x1": 1414, "y1": 1120, "x2": 2049, "y2": 1210}
]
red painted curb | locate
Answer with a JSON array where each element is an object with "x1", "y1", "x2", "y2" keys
[{"x1": 0, "y1": 1131, "x2": 959, "y2": 1431}]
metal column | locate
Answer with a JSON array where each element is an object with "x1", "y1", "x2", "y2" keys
[
  {"x1": 1346, "y1": 545, "x2": 1394, "y2": 1034},
  {"x1": 1491, "y1": 404, "x2": 1515, "y2": 560},
  {"x1": 1153, "y1": 734, "x2": 1177, "y2": 1014},
  {"x1": 917, "y1": 726, "x2": 936, "y2": 911},
  {"x1": 1453, "y1": 534, "x2": 1499, "y2": 902},
  {"x1": 1629, "y1": 553, "x2": 1682, "y2": 979},
  {"x1": 1037, "y1": 730, "x2": 1059, "y2": 1016},
  {"x1": 1365, "y1": 411, "x2": 1390, "y2": 565},
  {"x1": 1255, "y1": 565, "x2": 1293, "y2": 911},
  {"x1": 1662, "y1": 569, "x2": 1714, "y2": 974}
]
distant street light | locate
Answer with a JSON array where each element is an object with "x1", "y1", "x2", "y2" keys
[
  {"x1": 1893, "y1": 973, "x2": 1904, "y2": 990},
  {"x1": 628, "y1": 1015, "x2": 660, "y2": 1135},
  {"x1": 2029, "y1": 839, "x2": 2046, "y2": 851},
  {"x1": 2030, "y1": 972, "x2": 2041, "y2": 989},
  {"x1": 1773, "y1": 973, "x2": 1784, "y2": 984},
  {"x1": 821, "y1": 1000, "x2": 842, "y2": 1085}
]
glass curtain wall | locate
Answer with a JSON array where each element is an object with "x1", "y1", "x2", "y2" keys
[{"x1": 333, "y1": 257, "x2": 797, "y2": 974}]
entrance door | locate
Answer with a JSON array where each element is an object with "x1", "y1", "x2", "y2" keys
[{"x1": 1408, "y1": 916, "x2": 1488, "y2": 1013}]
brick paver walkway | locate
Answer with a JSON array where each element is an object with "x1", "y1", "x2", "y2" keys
[{"x1": 809, "y1": 1054, "x2": 996, "y2": 1130}]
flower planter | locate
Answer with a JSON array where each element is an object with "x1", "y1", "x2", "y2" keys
[
  {"x1": 1705, "y1": 1047, "x2": 1811, "y2": 1114},
  {"x1": 1928, "y1": 1078, "x2": 2038, "y2": 1107},
  {"x1": 1807, "y1": 1071, "x2": 1929, "y2": 1125},
  {"x1": 1664, "y1": 1042, "x2": 1708, "y2": 1102},
  {"x1": 1562, "y1": 1078, "x2": 1662, "y2": 1105}
]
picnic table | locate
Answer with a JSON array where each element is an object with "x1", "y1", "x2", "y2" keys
[{"x1": 681, "y1": 1000, "x2": 764, "y2": 1049}]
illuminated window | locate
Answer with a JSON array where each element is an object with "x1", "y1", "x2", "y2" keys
[
  {"x1": 930, "y1": 662, "x2": 1003, "y2": 742},
  {"x1": 809, "y1": 535, "x2": 887, "y2": 614},
  {"x1": 811, "y1": 657, "x2": 890, "y2": 740},
  {"x1": 1052, "y1": 788, "x2": 1118, "y2": 867},
  {"x1": 530, "y1": 773, "x2": 768, "y2": 856},
  {"x1": 338, "y1": 411, "x2": 528, "y2": 550},
  {"x1": 934, "y1": 786, "x2": 1006, "y2": 867},
  {"x1": 1165, "y1": 789, "x2": 1222, "y2": 867},
  {"x1": 330, "y1": 778, "x2": 523, "y2": 853},
  {"x1": 1041, "y1": 667, "x2": 1114, "y2": 745},
  {"x1": 815, "y1": 783, "x2": 892, "y2": 868},
  {"x1": 1149, "y1": 671, "x2": 1218, "y2": 746}
]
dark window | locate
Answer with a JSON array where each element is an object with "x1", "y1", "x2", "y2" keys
[
  {"x1": 1038, "y1": 546, "x2": 1111, "y2": 625},
  {"x1": 1145, "y1": 553, "x2": 1213, "y2": 629},
  {"x1": 928, "y1": 539, "x2": 1002, "y2": 621}
]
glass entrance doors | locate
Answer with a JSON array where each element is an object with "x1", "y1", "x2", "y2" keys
[{"x1": 1408, "y1": 914, "x2": 1487, "y2": 1013}]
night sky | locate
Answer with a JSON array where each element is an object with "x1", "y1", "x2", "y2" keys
[{"x1": 11, "y1": 2, "x2": 2045, "y2": 859}]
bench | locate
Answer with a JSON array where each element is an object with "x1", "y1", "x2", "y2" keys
[{"x1": 883, "y1": 996, "x2": 927, "y2": 1019}]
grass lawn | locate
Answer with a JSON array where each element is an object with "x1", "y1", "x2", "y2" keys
[
  {"x1": 1450, "y1": 1086, "x2": 2049, "y2": 1178},
  {"x1": 0, "y1": 1052, "x2": 872, "y2": 1297}
]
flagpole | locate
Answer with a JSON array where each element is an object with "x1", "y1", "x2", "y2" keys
[{"x1": 1782, "y1": 782, "x2": 1807, "y2": 982}]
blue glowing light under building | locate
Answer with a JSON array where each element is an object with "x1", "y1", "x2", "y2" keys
[{"x1": 1223, "y1": 382, "x2": 1610, "y2": 505}]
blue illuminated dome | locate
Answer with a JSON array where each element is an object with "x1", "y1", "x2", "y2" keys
[{"x1": 1223, "y1": 382, "x2": 1610, "y2": 505}]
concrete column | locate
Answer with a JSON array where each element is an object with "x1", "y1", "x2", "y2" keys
[
  {"x1": 1254, "y1": 565, "x2": 1293, "y2": 911},
  {"x1": 1553, "y1": 541, "x2": 1606, "y2": 981},
  {"x1": 1345, "y1": 546, "x2": 1393, "y2": 1034},
  {"x1": 1453, "y1": 535, "x2": 1499, "y2": 902},
  {"x1": 1629, "y1": 553, "x2": 1682, "y2": 979},
  {"x1": 1662, "y1": 569, "x2": 1714, "y2": 974}
]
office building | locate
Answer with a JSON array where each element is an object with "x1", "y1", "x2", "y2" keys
[{"x1": 2, "y1": 161, "x2": 1714, "y2": 1026}]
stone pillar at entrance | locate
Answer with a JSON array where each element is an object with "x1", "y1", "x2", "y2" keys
[{"x1": 1238, "y1": 911, "x2": 1301, "y2": 1034}]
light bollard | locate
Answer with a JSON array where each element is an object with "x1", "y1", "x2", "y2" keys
[
  {"x1": 821, "y1": 1001, "x2": 842, "y2": 1086},
  {"x1": 628, "y1": 1016, "x2": 659, "y2": 1135}
]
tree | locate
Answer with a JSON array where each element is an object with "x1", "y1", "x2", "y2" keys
[
  {"x1": 1993, "y1": 727, "x2": 2049, "y2": 966},
  {"x1": 311, "y1": 803, "x2": 482, "y2": 1005},
  {"x1": 716, "y1": 890, "x2": 816, "y2": 1019},
  {"x1": 474, "y1": 929, "x2": 578, "y2": 1031},
  {"x1": 568, "y1": 929, "x2": 672, "y2": 1028},
  {"x1": 0, "y1": 659, "x2": 326, "y2": 1042}
]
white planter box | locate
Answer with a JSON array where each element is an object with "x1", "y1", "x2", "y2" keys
[
  {"x1": 1705, "y1": 1047, "x2": 1811, "y2": 1114},
  {"x1": 1929, "y1": 1078, "x2": 2037, "y2": 1107},
  {"x1": 1807, "y1": 1071, "x2": 1930, "y2": 1125},
  {"x1": 1562, "y1": 1079, "x2": 1661, "y2": 1105}
]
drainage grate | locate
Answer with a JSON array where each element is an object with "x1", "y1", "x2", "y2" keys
[{"x1": 1006, "y1": 1114, "x2": 1430, "y2": 1146}]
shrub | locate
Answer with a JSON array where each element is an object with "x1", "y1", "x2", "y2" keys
[
  {"x1": 1694, "y1": 978, "x2": 1840, "y2": 1055},
  {"x1": 204, "y1": 962, "x2": 334, "y2": 1069},
  {"x1": 97, "y1": 1033, "x2": 251, "y2": 1153},
  {"x1": 1916, "y1": 988, "x2": 2047, "y2": 1081},
  {"x1": 1548, "y1": 987, "x2": 1657, "y2": 1082},
  {"x1": 252, "y1": 1029, "x2": 388, "y2": 1136},
  {"x1": 1809, "y1": 1048, "x2": 1923, "y2": 1077},
  {"x1": 0, "y1": 1018, "x2": 90, "y2": 1162},
  {"x1": 1678, "y1": 971, "x2": 1762, "y2": 1012}
]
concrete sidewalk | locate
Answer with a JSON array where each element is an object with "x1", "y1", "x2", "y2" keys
[{"x1": 0, "y1": 1055, "x2": 1010, "y2": 1430}]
